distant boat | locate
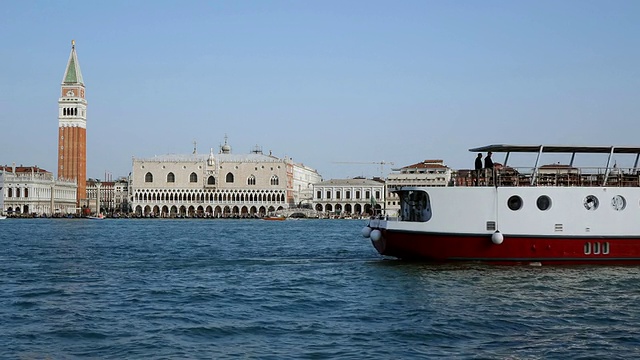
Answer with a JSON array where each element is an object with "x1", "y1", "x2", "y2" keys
[
  {"x1": 0, "y1": 215, "x2": 6, "y2": 220},
  {"x1": 263, "y1": 215, "x2": 286, "y2": 221},
  {"x1": 86, "y1": 214, "x2": 105, "y2": 220}
]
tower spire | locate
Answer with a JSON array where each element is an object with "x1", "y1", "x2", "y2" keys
[{"x1": 63, "y1": 40, "x2": 84, "y2": 85}]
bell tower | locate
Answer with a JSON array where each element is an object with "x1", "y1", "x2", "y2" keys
[{"x1": 58, "y1": 40, "x2": 87, "y2": 207}]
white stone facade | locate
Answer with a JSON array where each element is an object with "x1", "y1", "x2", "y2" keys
[
  {"x1": 312, "y1": 178, "x2": 384, "y2": 218},
  {"x1": 292, "y1": 162, "x2": 323, "y2": 207},
  {"x1": 0, "y1": 167, "x2": 77, "y2": 216},
  {"x1": 130, "y1": 143, "x2": 321, "y2": 217}
]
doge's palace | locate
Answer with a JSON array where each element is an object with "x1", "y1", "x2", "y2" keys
[{"x1": 130, "y1": 139, "x2": 322, "y2": 217}]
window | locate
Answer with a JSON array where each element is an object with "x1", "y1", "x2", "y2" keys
[
  {"x1": 507, "y1": 195, "x2": 523, "y2": 211},
  {"x1": 365, "y1": 191, "x2": 371, "y2": 199},
  {"x1": 190, "y1": 172, "x2": 198, "y2": 183},
  {"x1": 336, "y1": 191, "x2": 341, "y2": 199},
  {"x1": 584, "y1": 195, "x2": 599, "y2": 211},
  {"x1": 326, "y1": 191, "x2": 331, "y2": 199},
  {"x1": 145, "y1": 172, "x2": 153, "y2": 183},
  {"x1": 537, "y1": 195, "x2": 551, "y2": 211},
  {"x1": 226, "y1": 172, "x2": 234, "y2": 183},
  {"x1": 207, "y1": 176, "x2": 215, "y2": 185},
  {"x1": 167, "y1": 172, "x2": 175, "y2": 183},
  {"x1": 270, "y1": 175, "x2": 279, "y2": 186},
  {"x1": 248, "y1": 175, "x2": 256, "y2": 185},
  {"x1": 375, "y1": 191, "x2": 381, "y2": 199},
  {"x1": 346, "y1": 191, "x2": 351, "y2": 199},
  {"x1": 317, "y1": 190, "x2": 321, "y2": 199},
  {"x1": 355, "y1": 191, "x2": 361, "y2": 199}
]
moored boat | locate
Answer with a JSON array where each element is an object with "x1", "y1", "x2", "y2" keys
[
  {"x1": 263, "y1": 215, "x2": 286, "y2": 221},
  {"x1": 86, "y1": 213, "x2": 105, "y2": 220},
  {"x1": 363, "y1": 144, "x2": 640, "y2": 264}
]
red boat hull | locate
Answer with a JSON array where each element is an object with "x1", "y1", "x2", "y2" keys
[{"x1": 375, "y1": 230, "x2": 640, "y2": 264}]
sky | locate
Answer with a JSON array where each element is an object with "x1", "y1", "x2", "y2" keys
[{"x1": 1, "y1": 1, "x2": 639, "y2": 180}]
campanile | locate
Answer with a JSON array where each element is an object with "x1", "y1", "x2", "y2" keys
[{"x1": 58, "y1": 40, "x2": 87, "y2": 206}]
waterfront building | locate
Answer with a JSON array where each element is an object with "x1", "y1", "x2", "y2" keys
[
  {"x1": 292, "y1": 160, "x2": 323, "y2": 208},
  {"x1": 384, "y1": 159, "x2": 452, "y2": 216},
  {"x1": 58, "y1": 40, "x2": 87, "y2": 207},
  {"x1": 0, "y1": 165, "x2": 77, "y2": 216},
  {"x1": 130, "y1": 139, "x2": 322, "y2": 217},
  {"x1": 86, "y1": 177, "x2": 130, "y2": 215},
  {"x1": 312, "y1": 178, "x2": 384, "y2": 218}
]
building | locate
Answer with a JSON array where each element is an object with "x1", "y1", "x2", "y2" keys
[
  {"x1": 0, "y1": 165, "x2": 77, "y2": 216},
  {"x1": 385, "y1": 160, "x2": 452, "y2": 216},
  {"x1": 58, "y1": 40, "x2": 87, "y2": 207},
  {"x1": 292, "y1": 160, "x2": 322, "y2": 208},
  {"x1": 86, "y1": 177, "x2": 130, "y2": 215},
  {"x1": 312, "y1": 178, "x2": 384, "y2": 218},
  {"x1": 129, "y1": 139, "x2": 322, "y2": 217}
]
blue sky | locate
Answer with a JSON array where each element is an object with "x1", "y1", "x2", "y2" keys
[{"x1": 1, "y1": 1, "x2": 639, "y2": 180}]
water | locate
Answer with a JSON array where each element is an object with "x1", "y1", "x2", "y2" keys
[{"x1": 1, "y1": 219, "x2": 640, "y2": 359}]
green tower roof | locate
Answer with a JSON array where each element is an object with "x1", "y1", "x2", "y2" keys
[{"x1": 62, "y1": 40, "x2": 84, "y2": 85}]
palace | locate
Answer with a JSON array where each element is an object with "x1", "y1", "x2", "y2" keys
[
  {"x1": 0, "y1": 165, "x2": 77, "y2": 216},
  {"x1": 130, "y1": 139, "x2": 322, "y2": 217},
  {"x1": 58, "y1": 40, "x2": 87, "y2": 207}
]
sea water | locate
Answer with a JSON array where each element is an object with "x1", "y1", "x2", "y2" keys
[{"x1": 1, "y1": 219, "x2": 639, "y2": 359}]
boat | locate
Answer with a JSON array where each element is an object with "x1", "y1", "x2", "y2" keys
[
  {"x1": 0, "y1": 171, "x2": 5, "y2": 219},
  {"x1": 86, "y1": 213, "x2": 105, "y2": 220},
  {"x1": 363, "y1": 144, "x2": 640, "y2": 264},
  {"x1": 263, "y1": 215, "x2": 286, "y2": 221}
]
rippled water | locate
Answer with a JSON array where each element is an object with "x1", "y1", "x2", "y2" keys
[{"x1": 1, "y1": 219, "x2": 640, "y2": 359}]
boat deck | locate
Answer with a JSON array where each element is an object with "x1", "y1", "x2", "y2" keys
[{"x1": 456, "y1": 167, "x2": 640, "y2": 187}]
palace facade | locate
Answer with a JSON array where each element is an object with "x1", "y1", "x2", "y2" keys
[
  {"x1": 0, "y1": 165, "x2": 77, "y2": 216},
  {"x1": 130, "y1": 140, "x2": 322, "y2": 217}
]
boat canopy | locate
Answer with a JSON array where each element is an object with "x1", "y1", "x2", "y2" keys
[{"x1": 469, "y1": 144, "x2": 640, "y2": 154}]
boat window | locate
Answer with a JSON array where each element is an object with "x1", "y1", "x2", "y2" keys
[
  {"x1": 537, "y1": 195, "x2": 552, "y2": 211},
  {"x1": 603, "y1": 242, "x2": 610, "y2": 255},
  {"x1": 399, "y1": 190, "x2": 432, "y2": 222},
  {"x1": 611, "y1": 195, "x2": 626, "y2": 211},
  {"x1": 583, "y1": 195, "x2": 599, "y2": 211},
  {"x1": 593, "y1": 242, "x2": 601, "y2": 255},
  {"x1": 584, "y1": 242, "x2": 591, "y2": 255},
  {"x1": 507, "y1": 195, "x2": 523, "y2": 211}
]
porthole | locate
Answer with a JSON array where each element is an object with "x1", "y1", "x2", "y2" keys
[
  {"x1": 611, "y1": 195, "x2": 626, "y2": 211},
  {"x1": 507, "y1": 195, "x2": 523, "y2": 211},
  {"x1": 536, "y1": 195, "x2": 552, "y2": 211},
  {"x1": 583, "y1": 195, "x2": 599, "y2": 211}
]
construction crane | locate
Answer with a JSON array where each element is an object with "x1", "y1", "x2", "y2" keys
[{"x1": 333, "y1": 161, "x2": 395, "y2": 178}]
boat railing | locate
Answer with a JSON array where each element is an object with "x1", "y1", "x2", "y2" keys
[{"x1": 455, "y1": 166, "x2": 639, "y2": 187}]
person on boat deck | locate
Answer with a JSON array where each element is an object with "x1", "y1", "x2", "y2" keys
[
  {"x1": 474, "y1": 153, "x2": 483, "y2": 186},
  {"x1": 484, "y1": 152, "x2": 495, "y2": 184}
]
